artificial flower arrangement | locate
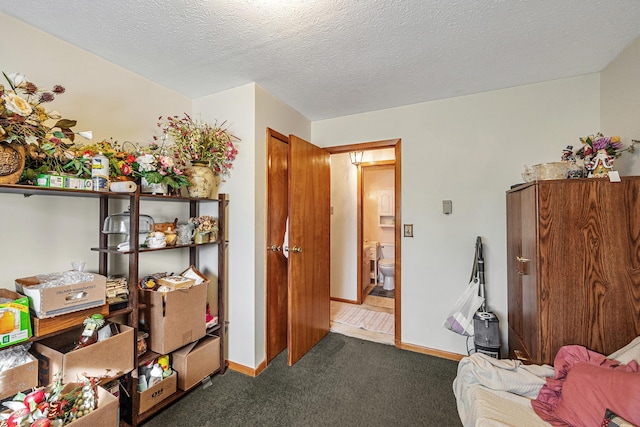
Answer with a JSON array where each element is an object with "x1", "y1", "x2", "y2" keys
[
  {"x1": 1, "y1": 374, "x2": 100, "y2": 426},
  {"x1": 0, "y1": 71, "x2": 91, "y2": 184},
  {"x1": 0, "y1": 72, "x2": 89, "y2": 146},
  {"x1": 574, "y1": 132, "x2": 639, "y2": 177},
  {"x1": 156, "y1": 113, "x2": 239, "y2": 177},
  {"x1": 188, "y1": 215, "x2": 218, "y2": 242},
  {"x1": 23, "y1": 139, "x2": 190, "y2": 191},
  {"x1": 576, "y1": 133, "x2": 626, "y2": 159},
  {"x1": 127, "y1": 141, "x2": 190, "y2": 190},
  {"x1": 188, "y1": 215, "x2": 218, "y2": 234}
]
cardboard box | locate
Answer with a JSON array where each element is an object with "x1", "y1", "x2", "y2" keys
[
  {"x1": 0, "y1": 353, "x2": 37, "y2": 400},
  {"x1": 137, "y1": 371, "x2": 177, "y2": 414},
  {"x1": 0, "y1": 290, "x2": 32, "y2": 348},
  {"x1": 139, "y1": 282, "x2": 207, "y2": 354},
  {"x1": 172, "y1": 336, "x2": 220, "y2": 391},
  {"x1": 61, "y1": 383, "x2": 119, "y2": 427},
  {"x1": 32, "y1": 323, "x2": 134, "y2": 385},
  {"x1": 0, "y1": 383, "x2": 117, "y2": 427},
  {"x1": 16, "y1": 273, "x2": 107, "y2": 319}
]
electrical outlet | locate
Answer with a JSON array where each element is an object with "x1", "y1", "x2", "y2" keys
[{"x1": 404, "y1": 224, "x2": 413, "y2": 237}]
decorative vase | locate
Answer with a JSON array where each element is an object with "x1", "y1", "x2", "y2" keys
[
  {"x1": 186, "y1": 162, "x2": 220, "y2": 198},
  {"x1": 0, "y1": 142, "x2": 26, "y2": 185},
  {"x1": 194, "y1": 230, "x2": 210, "y2": 244},
  {"x1": 585, "y1": 149, "x2": 614, "y2": 178},
  {"x1": 141, "y1": 177, "x2": 168, "y2": 195}
]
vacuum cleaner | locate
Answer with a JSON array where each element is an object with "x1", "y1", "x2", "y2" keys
[{"x1": 471, "y1": 237, "x2": 501, "y2": 358}]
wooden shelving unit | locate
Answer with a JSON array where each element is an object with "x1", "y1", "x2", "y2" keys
[{"x1": 0, "y1": 184, "x2": 228, "y2": 426}]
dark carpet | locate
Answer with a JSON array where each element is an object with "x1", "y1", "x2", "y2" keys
[
  {"x1": 368, "y1": 284, "x2": 395, "y2": 298},
  {"x1": 145, "y1": 332, "x2": 461, "y2": 427}
]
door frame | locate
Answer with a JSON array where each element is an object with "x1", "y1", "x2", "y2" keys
[
  {"x1": 265, "y1": 128, "x2": 289, "y2": 364},
  {"x1": 325, "y1": 139, "x2": 402, "y2": 346}
]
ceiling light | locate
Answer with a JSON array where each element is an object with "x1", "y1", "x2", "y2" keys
[{"x1": 349, "y1": 151, "x2": 364, "y2": 166}]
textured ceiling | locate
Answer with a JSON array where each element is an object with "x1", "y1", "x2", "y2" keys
[{"x1": 3, "y1": 0, "x2": 640, "y2": 120}]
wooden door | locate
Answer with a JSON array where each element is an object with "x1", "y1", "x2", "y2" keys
[
  {"x1": 506, "y1": 188, "x2": 524, "y2": 359},
  {"x1": 507, "y1": 184, "x2": 539, "y2": 362},
  {"x1": 287, "y1": 134, "x2": 331, "y2": 366},
  {"x1": 266, "y1": 129, "x2": 289, "y2": 363},
  {"x1": 519, "y1": 185, "x2": 538, "y2": 362}
]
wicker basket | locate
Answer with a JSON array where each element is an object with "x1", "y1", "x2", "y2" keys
[{"x1": 0, "y1": 142, "x2": 25, "y2": 184}]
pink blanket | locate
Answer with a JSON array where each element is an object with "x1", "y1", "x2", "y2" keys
[{"x1": 531, "y1": 345, "x2": 640, "y2": 426}]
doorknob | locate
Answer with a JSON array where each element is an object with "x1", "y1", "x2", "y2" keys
[
  {"x1": 268, "y1": 245, "x2": 282, "y2": 252},
  {"x1": 292, "y1": 246, "x2": 303, "y2": 253}
]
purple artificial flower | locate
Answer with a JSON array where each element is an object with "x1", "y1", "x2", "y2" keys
[
  {"x1": 592, "y1": 137, "x2": 611, "y2": 151},
  {"x1": 39, "y1": 92, "x2": 55, "y2": 103}
]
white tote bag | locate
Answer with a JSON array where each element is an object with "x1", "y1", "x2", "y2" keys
[{"x1": 443, "y1": 278, "x2": 485, "y2": 336}]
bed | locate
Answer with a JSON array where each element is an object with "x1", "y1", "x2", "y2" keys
[{"x1": 453, "y1": 336, "x2": 640, "y2": 427}]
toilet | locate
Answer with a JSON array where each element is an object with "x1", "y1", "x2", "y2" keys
[{"x1": 378, "y1": 242, "x2": 395, "y2": 291}]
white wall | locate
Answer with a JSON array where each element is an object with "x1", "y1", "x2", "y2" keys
[
  {"x1": 193, "y1": 83, "x2": 310, "y2": 369},
  {"x1": 254, "y1": 84, "x2": 310, "y2": 366},
  {"x1": 601, "y1": 36, "x2": 640, "y2": 174},
  {"x1": 330, "y1": 153, "x2": 358, "y2": 301},
  {"x1": 314, "y1": 74, "x2": 601, "y2": 355},
  {"x1": 0, "y1": 12, "x2": 192, "y2": 287},
  {"x1": 192, "y1": 84, "x2": 256, "y2": 366}
]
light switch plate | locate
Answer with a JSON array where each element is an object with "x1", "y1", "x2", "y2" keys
[
  {"x1": 404, "y1": 224, "x2": 413, "y2": 237},
  {"x1": 443, "y1": 200, "x2": 452, "y2": 214}
]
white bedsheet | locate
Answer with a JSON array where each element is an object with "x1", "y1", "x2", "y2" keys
[
  {"x1": 453, "y1": 336, "x2": 640, "y2": 427},
  {"x1": 453, "y1": 354, "x2": 554, "y2": 427}
]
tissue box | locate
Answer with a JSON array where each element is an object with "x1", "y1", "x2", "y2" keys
[
  {"x1": 16, "y1": 273, "x2": 106, "y2": 319},
  {"x1": 0, "y1": 289, "x2": 32, "y2": 348}
]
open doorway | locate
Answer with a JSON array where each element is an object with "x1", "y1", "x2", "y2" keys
[
  {"x1": 361, "y1": 162, "x2": 396, "y2": 302},
  {"x1": 325, "y1": 139, "x2": 401, "y2": 346}
]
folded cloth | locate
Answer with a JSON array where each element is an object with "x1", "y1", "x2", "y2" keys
[{"x1": 531, "y1": 345, "x2": 640, "y2": 427}]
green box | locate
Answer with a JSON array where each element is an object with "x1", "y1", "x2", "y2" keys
[
  {"x1": 35, "y1": 173, "x2": 65, "y2": 188},
  {"x1": 0, "y1": 290, "x2": 32, "y2": 348}
]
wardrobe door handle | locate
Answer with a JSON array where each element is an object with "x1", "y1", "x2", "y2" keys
[{"x1": 516, "y1": 256, "x2": 530, "y2": 275}]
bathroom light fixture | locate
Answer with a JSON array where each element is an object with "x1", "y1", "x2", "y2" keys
[{"x1": 349, "y1": 151, "x2": 364, "y2": 166}]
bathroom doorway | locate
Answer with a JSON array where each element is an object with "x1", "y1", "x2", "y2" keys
[
  {"x1": 361, "y1": 162, "x2": 396, "y2": 302},
  {"x1": 326, "y1": 139, "x2": 401, "y2": 346}
]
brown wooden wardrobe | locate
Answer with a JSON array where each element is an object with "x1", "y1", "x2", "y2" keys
[{"x1": 506, "y1": 177, "x2": 640, "y2": 365}]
